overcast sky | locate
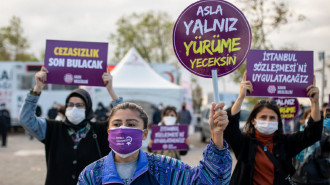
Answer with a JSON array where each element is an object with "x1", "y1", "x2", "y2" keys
[{"x1": 1, "y1": 0, "x2": 329, "y2": 97}]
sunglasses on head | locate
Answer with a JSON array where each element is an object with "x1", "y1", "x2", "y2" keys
[{"x1": 258, "y1": 99, "x2": 277, "y2": 106}]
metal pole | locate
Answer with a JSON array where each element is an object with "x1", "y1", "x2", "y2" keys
[
  {"x1": 212, "y1": 69, "x2": 220, "y2": 104},
  {"x1": 319, "y1": 52, "x2": 325, "y2": 105}
]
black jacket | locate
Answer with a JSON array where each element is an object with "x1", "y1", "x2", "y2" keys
[
  {"x1": 224, "y1": 111, "x2": 323, "y2": 185},
  {"x1": 42, "y1": 119, "x2": 110, "y2": 185}
]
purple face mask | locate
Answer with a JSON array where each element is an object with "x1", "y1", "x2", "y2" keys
[{"x1": 108, "y1": 126, "x2": 143, "y2": 158}]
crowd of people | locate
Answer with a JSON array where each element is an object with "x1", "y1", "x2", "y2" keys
[{"x1": 0, "y1": 66, "x2": 328, "y2": 185}]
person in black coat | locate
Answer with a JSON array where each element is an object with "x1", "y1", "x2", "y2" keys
[
  {"x1": 224, "y1": 72, "x2": 323, "y2": 185},
  {"x1": 19, "y1": 67, "x2": 123, "y2": 185},
  {"x1": 0, "y1": 103, "x2": 10, "y2": 147}
]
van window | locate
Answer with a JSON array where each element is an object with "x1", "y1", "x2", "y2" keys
[
  {"x1": 204, "y1": 109, "x2": 210, "y2": 119},
  {"x1": 240, "y1": 110, "x2": 250, "y2": 121},
  {"x1": 17, "y1": 74, "x2": 49, "y2": 90},
  {"x1": 17, "y1": 74, "x2": 34, "y2": 90}
]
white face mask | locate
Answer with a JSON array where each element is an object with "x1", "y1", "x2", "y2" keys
[
  {"x1": 254, "y1": 119, "x2": 278, "y2": 135},
  {"x1": 65, "y1": 107, "x2": 86, "y2": 125},
  {"x1": 163, "y1": 116, "x2": 176, "y2": 125}
]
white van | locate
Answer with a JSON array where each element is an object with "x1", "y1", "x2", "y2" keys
[{"x1": 0, "y1": 61, "x2": 78, "y2": 127}]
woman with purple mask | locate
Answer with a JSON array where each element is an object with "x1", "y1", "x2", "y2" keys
[
  {"x1": 224, "y1": 72, "x2": 323, "y2": 185},
  {"x1": 78, "y1": 102, "x2": 232, "y2": 185}
]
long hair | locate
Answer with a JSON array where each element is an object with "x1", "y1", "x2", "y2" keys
[{"x1": 244, "y1": 103, "x2": 283, "y2": 135}]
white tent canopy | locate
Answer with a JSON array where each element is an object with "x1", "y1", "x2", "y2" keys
[{"x1": 94, "y1": 48, "x2": 183, "y2": 114}]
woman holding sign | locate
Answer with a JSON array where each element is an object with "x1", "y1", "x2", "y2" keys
[
  {"x1": 224, "y1": 72, "x2": 323, "y2": 185},
  {"x1": 147, "y1": 105, "x2": 189, "y2": 160},
  {"x1": 19, "y1": 67, "x2": 123, "y2": 185},
  {"x1": 78, "y1": 102, "x2": 231, "y2": 185}
]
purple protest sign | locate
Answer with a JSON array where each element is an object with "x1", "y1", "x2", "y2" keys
[
  {"x1": 246, "y1": 49, "x2": 313, "y2": 98},
  {"x1": 173, "y1": 0, "x2": 251, "y2": 78},
  {"x1": 44, "y1": 40, "x2": 108, "y2": 86},
  {"x1": 273, "y1": 98, "x2": 299, "y2": 121},
  {"x1": 151, "y1": 125, "x2": 188, "y2": 151}
]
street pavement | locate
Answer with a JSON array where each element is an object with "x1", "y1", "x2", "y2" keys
[{"x1": 0, "y1": 129, "x2": 236, "y2": 185}]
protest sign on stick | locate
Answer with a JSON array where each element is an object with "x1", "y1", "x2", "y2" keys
[
  {"x1": 44, "y1": 40, "x2": 108, "y2": 87},
  {"x1": 173, "y1": 0, "x2": 251, "y2": 103}
]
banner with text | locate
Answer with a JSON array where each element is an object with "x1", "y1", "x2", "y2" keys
[
  {"x1": 273, "y1": 98, "x2": 299, "y2": 121},
  {"x1": 173, "y1": 0, "x2": 251, "y2": 78},
  {"x1": 247, "y1": 49, "x2": 313, "y2": 97},
  {"x1": 151, "y1": 125, "x2": 188, "y2": 151},
  {"x1": 44, "y1": 40, "x2": 108, "y2": 86}
]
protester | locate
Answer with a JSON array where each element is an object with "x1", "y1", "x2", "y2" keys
[
  {"x1": 94, "y1": 102, "x2": 109, "y2": 121},
  {"x1": 19, "y1": 67, "x2": 123, "y2": 185},
  {"x1": 292, "y1": 107, "x2": 330, "y2": 184},
  {"x1": 294, "y1": 109, "x2": 312, "y2": 167},
  {"x1": 47, "y1": 101, "x2": 58, "y2": 119},
  {"x1": 151, "y1": 103, "x2": 162, "y2": 125},
  {"x1": 78, "y1": 102, "x2": 232, "y2": 185},
  {"x1": 147, "y1": 105, "x2": 189, "y2": 160},
  {"x1": 224, "y1": 72, "x2": 323, "y2": 185},
  {"x1": 0, "y1": 103, "x2": 10, "y2": 147},
  {"x1": 178, "y1": 102, "x2": 192, "y2": 125}
]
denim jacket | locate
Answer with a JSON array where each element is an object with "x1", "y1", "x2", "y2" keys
[{"x1": 78, "y1": 140, "x2": 232, "y2": 185}]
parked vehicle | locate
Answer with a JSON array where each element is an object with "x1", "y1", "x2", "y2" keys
[
  {"x1": 0, "y1": 62, "x2": 79, "y2": 127},
  {"x1": 200, "y1": 106, "x2": 250, "y2": 142}
]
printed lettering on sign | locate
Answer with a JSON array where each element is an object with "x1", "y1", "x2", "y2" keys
[
  {"x1": 246, "y1": 49, "x2": 313, "y2": 98},
  {"x1": 44, "y1": 40, "x2": 108, "y2": 86},
  {"x1": 173, "y1": 0, "x2": 251, "y2": 78}
]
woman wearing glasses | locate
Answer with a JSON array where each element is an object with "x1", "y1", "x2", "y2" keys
[
  {"x1": 224, "y1": 72, "x2": 323, "y2": 185},
  {"x1": 19, "y1": 67, "x2": 123, "y2": 185}
]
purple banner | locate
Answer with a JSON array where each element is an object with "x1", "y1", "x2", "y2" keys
[
  {"x1": 44, "y1": 40, "x2": 108, "y2": 86},
  {"x1": 151, "y1": 125, "x2": 188, "y2": 151},
  {"x1": 173, "y1": 0, "x2": 251, "y2": 78},
  {"x1": 272, "y1": 98, "x2": 299, "y2": 121},
  {"x1": 247, "y1": 49, "x2": 313, "y2": 97}
]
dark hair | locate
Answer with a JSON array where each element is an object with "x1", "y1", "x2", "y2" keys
[
  {"x1": 161, "y1": 106, "x2": 177, "y2": 119},
  {"x1": 244, "y1": 103, "x2": 283, "y2": 135},
  {"x1": 108, "y1": 102, "x2": 148, "y2": 129}
]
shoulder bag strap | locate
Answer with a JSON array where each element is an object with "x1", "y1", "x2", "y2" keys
[
  {"x1": 257, "y1": 142, "x2": 296, "y2": 184},
  {"x1": 92, "y1": 129, "x2": 102, "y2": 158}
]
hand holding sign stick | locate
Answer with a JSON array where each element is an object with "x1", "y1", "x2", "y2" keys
[
  {"x1": 103, "y1": 68, "x2": 119, "y2": 101},
  {"x1": 209, "y1": 102, "x2": 228, "y2": 149},
  {"x1": 173, "y1": 0, "x2": 251, "y2": 150},
  {"x1": 307, "y1": 75, "x2": 321, "y2": 122},
  {"x1": 34, "y1": 67, "x2": 48, "y2": 92}
]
